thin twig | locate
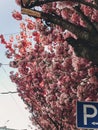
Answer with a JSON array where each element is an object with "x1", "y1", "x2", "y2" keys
[
  {"x1": 47, "y1": 114, "x2": 59, "y2": 130},
  {"x1": 0, "y1": 91, "x2": 18, "y2": 94}
]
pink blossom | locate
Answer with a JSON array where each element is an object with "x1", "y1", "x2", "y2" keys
[{"x1": 12, "y1": 11, "x2": 22, "y2": 20}]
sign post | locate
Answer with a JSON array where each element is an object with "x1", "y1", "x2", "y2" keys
[{"x1": 77, "y1": 101, "x2": 98, "y2": 129}]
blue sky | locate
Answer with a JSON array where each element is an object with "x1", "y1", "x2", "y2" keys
[{"x1": 0, "y1": 1, "x2": 36, "y2": 129}]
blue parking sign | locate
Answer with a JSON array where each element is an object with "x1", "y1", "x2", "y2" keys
[{"x1": 77, "y1": 101, "x2": 98, "y2": 129}]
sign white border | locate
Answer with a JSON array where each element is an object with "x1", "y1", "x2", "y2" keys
[{"x1": 76, "y1": 101, "x2": 98, "y2": 129}]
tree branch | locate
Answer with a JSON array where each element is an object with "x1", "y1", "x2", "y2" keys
[
  {"x1": 28, "y1": 0, "x2": 65, "y2": 8},
  {"x1": 41, "y1": 12, "x2": 98, "y2": 46},
  {"x1": 21, "y1": 7, "x2": 98, "y2": 45},
  {"x1": 25, "y1": 0, "x2": 31, "y2": 7},
  {"x1": 21, "y1": 8, "x2": 89, "y2": 39},
  {"x1": 25, "y1": 0, "x2": 98, "y2": 10},
  {"x1": 72, "y1": 0, "x2": 98, "y2": 10},
  {"x1": 21, "y1": 7, "x2": 42, "y2": 18},
  {"x1": 33, "y1": 117, "x2": 45, "y2": 130},
  {"x1": 66, "y1": 37, "x2": 98, "y2": 65},
  {"x1": 74, "y1": 5, "x2": 98, "y2": 33},
  {"x1": 59, "y1": 109, "x2": 64, "y2": 130},
  {"x1": 94, "y1": 0, "x2": 98, "y2": 5},
  {"x1": 47, "y1": 114, "x2": 59, "y2": 130},
  {"x1": 21, "y1": 0, "x2": 24, "y2": 7}
]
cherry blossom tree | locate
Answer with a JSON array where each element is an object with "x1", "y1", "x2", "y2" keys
[
  {"x1": 19, "y1": 0, "x2": 98, "y2": 65},
  {"x1": 1, "y1": 0, "x2": 98, "y2": 129}
]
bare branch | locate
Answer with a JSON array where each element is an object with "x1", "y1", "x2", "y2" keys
[{"x1": 21, "y1": 8, "x2": 42, "y2": 18}]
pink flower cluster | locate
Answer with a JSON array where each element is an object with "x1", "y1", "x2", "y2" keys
[{"x1": 1, "y1": 0, "x2": 98, "y2": 129}]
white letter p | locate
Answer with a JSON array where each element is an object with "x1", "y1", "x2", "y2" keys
[{"x1": 83, "y1": 104, "x2": 97, "y2": 125}]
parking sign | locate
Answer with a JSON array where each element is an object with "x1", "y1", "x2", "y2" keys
[{"x1": 77, "y1": 101, "x2": 98, "y2": 129}]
